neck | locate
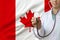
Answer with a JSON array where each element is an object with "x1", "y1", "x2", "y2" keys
[{"x1": 52, "y1": 8, "x2": 60, "y2": 15}]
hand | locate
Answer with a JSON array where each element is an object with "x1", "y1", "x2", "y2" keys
[
  {"x1": 31, "y1": 17, "x2": 41, "y2": 29},
  {"x1": 31, "y1": 17, "x2": 37, "y2": 27}
]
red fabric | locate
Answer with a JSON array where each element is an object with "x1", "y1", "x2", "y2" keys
[
  {"x1": 20, "y1": 10, "x2": 34, "y2": 27},
  {"x1": 44, "y1": 0, "x2": 52, "y2": 12},
  {"x1": 0, "y1": 0, "x2": 15, "y2": 40}
]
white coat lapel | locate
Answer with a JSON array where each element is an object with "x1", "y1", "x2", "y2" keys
[{"x1": 44, "y1": 10, "x2": 55, "y2": 35}]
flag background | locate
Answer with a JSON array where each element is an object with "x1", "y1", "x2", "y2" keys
[{"x1": 0, "y1": 0, "x2": 51, "y2": 40}]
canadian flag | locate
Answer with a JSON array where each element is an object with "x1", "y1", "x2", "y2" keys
[{"x1": 0, "y1": 0, "x2": 51, "y2": 40}]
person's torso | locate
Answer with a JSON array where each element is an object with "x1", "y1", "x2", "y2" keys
[{"x1": 40, "y1": 9, "x2": 60, "y2": 40}]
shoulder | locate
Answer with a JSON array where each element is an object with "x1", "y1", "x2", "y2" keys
[
  {"x1": 43, "y1": 9, "x2": 52, "y2": 17},
  {"x1": 40, "y1": 9, "x2": 52, "y2": 21}
]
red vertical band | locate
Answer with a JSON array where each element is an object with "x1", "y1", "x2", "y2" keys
[
  {"x1": 0, "y1": 0, "x2": 15, "y2": 40},
  {"x1": 44, "y1": 0, "x2": 52, "y2": 12}
]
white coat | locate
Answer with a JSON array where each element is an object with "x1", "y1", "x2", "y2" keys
[{"x1": 34, "y1": 9, "x2": 60, "y2": 40}]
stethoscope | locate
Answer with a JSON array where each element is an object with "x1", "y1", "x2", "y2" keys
[
  {"x1": 33, "y1": 15, "x2": 56, "y2": 38},
  {"x1": 33, "y1": 1, "x2": 57, "y2": 39}
]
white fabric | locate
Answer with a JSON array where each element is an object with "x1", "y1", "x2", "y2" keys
[
  {"x1": 34, "y1": 9, "x2": 60, "y2": 40},
  {"x1": 16, "y1": 0, "x2": 44, "y2": 40}
]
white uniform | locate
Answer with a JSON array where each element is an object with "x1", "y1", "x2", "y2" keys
[{"x1": 34, "y1": 9, "x2": 60, "y2": 40}]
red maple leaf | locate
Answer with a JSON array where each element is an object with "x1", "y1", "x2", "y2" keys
[{"x1": 20, "y1": 10, "x2": 34, "y2": 28}]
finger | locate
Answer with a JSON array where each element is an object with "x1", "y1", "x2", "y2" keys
[
  {"x1": 31, "y1": 17, "x2": 35, "y2": 22},
  {"x1": 31, "y1": 19, "x2": 34, "y2": 22},
  {"x1": 32, "y1": 22, "x2": 36, "y2": 25}
]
